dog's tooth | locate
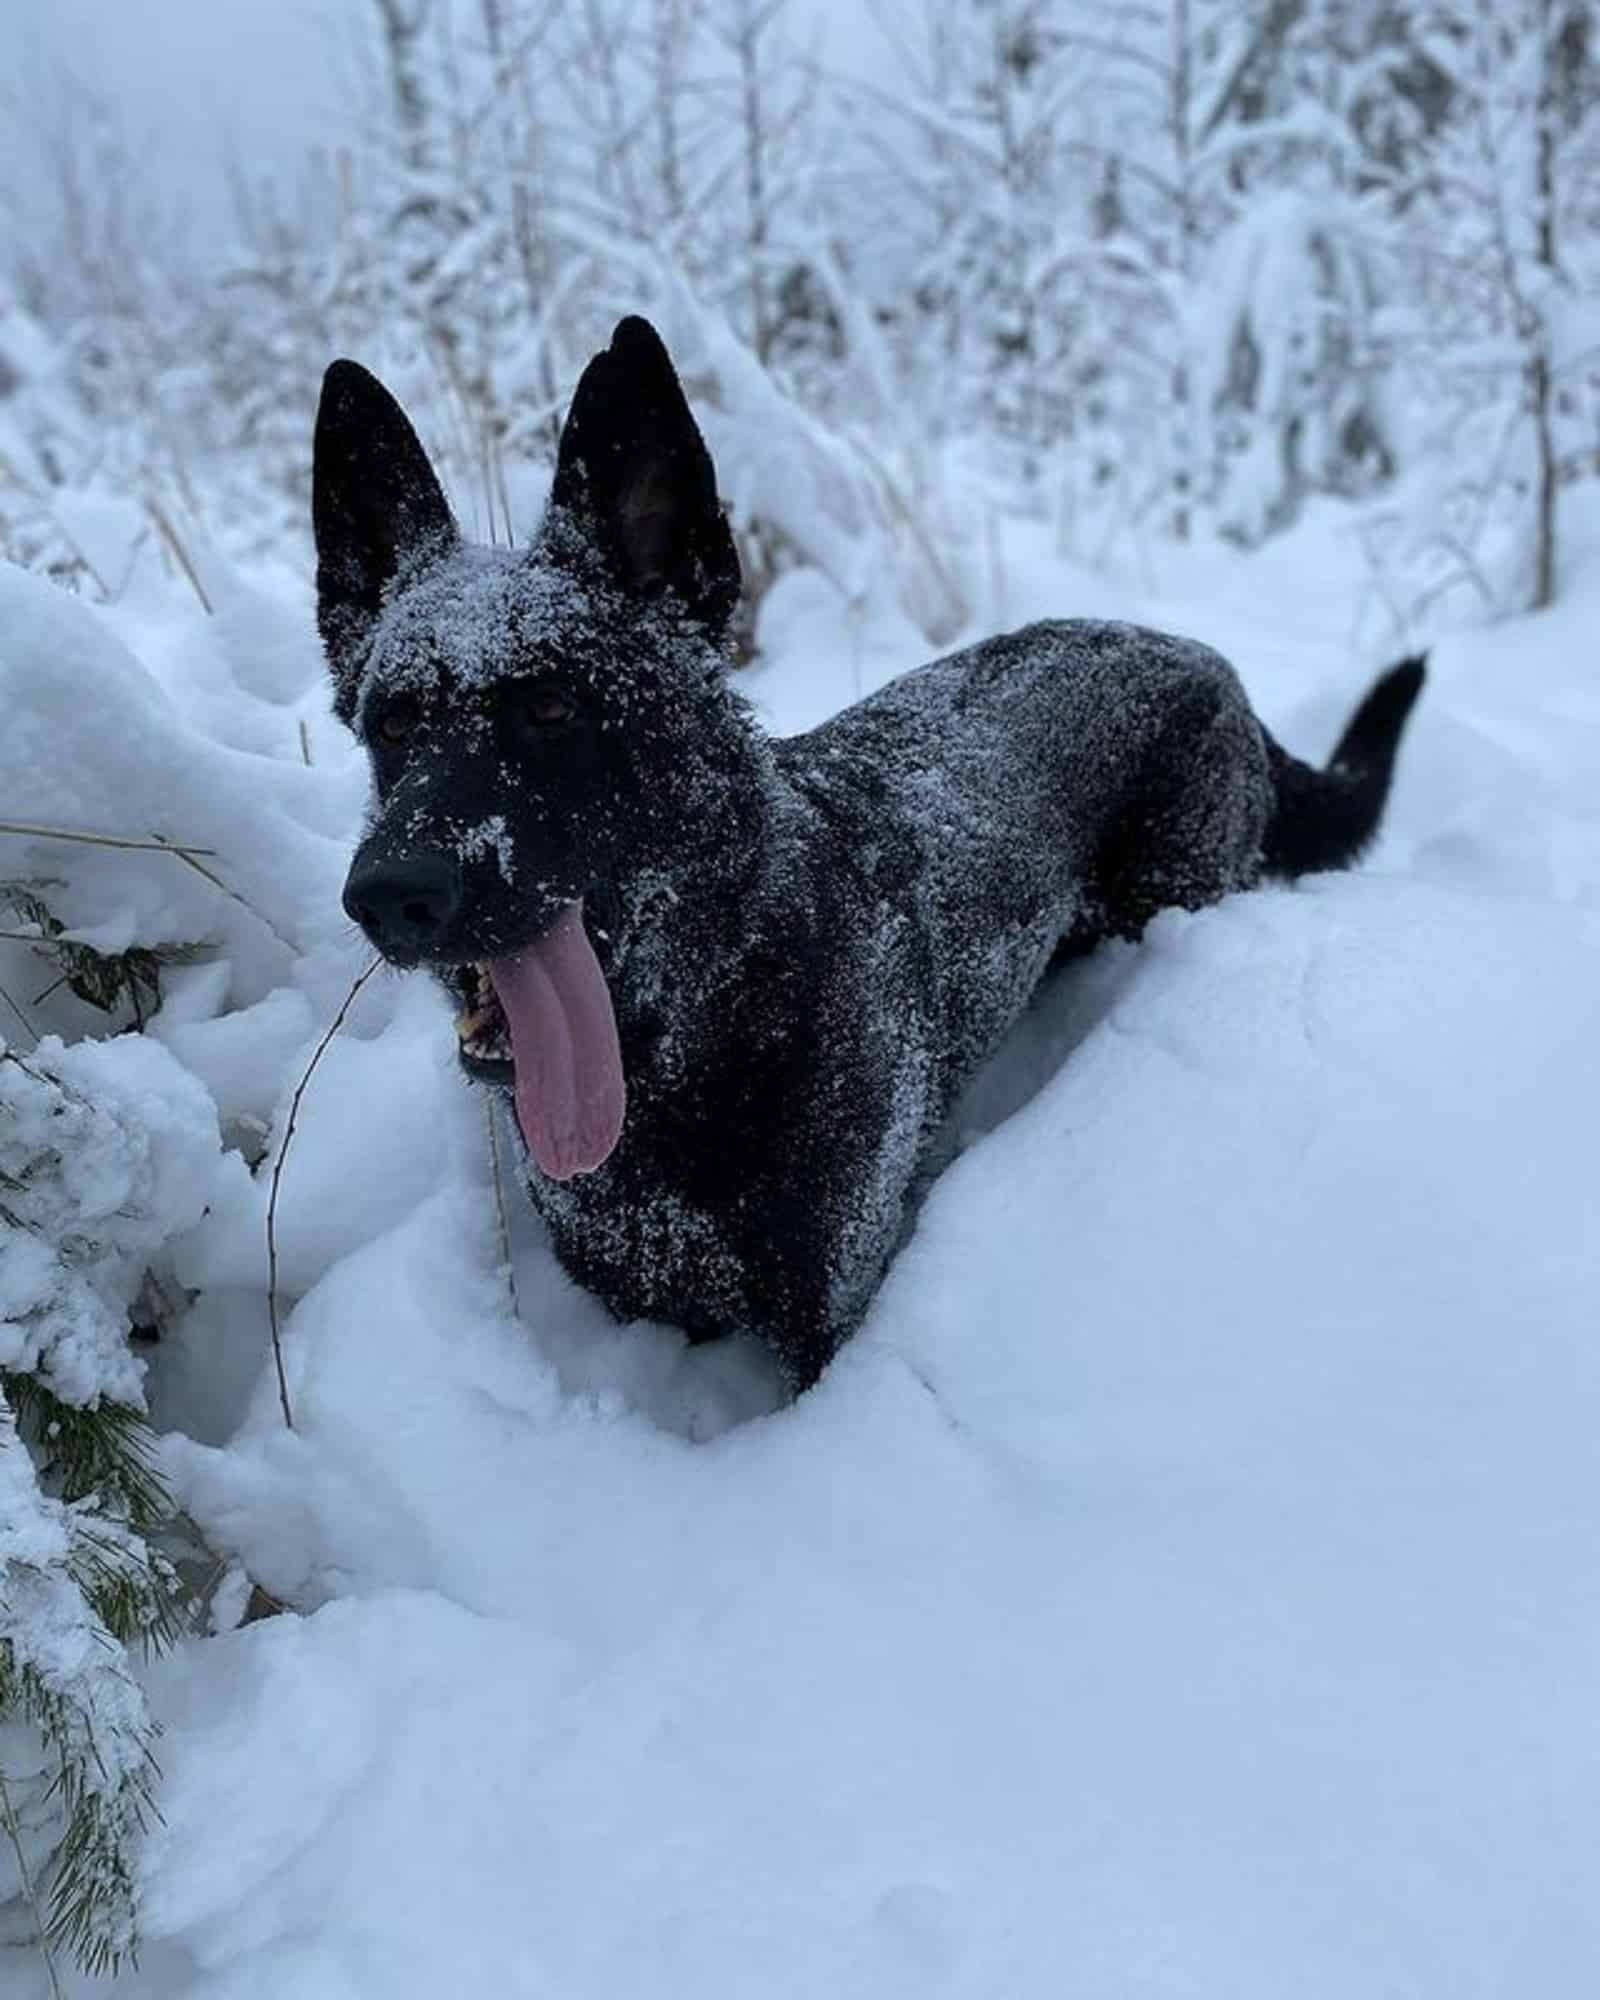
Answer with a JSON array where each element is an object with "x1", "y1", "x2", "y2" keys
[{"x1": 456, "y1": 963, "x2": 511, "y2": 1057}]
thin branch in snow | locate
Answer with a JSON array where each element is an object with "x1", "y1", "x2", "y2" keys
[
  {"x1": 265, "y1": 958, "x2": 384, "y2": 1432},
  {"x1": 0, "y1": 975, "x2": 37, "y2": 1044},
  {"x1": 0, "y1": 1767, "x2": 65, "y2": 2000}
]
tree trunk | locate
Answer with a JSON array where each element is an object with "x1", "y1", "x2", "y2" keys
[
  {"x1": 1169, "y1": 0, "x2": 1196, "y2": 541},
  {"x1": 371, "y1": 0, "x2": 431, "y2": 170},
  {"x1": 1527, "y1": 0, "x2": 1562, "y2": 609},
  {"x1": 1529, "y1": 342, "x2": 1557, "y2": 609}
]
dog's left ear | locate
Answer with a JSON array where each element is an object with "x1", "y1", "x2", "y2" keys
[
  {"x1": 550, "y1": 317, "x2": 741, "y2": 637},
  {"x1": 313, "y1": 360, "x2": 458, "y2": 722}
]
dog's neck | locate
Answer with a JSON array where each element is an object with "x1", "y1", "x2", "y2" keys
[{"x1": 599, "y1": 695, "x2": 802, "y2": 1063}]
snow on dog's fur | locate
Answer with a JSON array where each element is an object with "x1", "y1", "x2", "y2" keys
[{"x1": 313, "y1": 316, "x2": 1423, "y2": 1390}]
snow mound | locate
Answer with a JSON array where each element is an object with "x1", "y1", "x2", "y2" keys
[
  {"x1": 0, "y1": 561, "x2": 355, "y2": 1004},
  {"x1": 143, "y1": 872, "x2": 1600, "y2": 2000},
  {"x1": 4, "y1": 531, "x2": 1598, "y2": 2000}
]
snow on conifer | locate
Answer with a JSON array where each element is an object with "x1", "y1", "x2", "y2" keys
[{"x1": 1, "y1": 1033, "x2": 224, "y2": 1974}]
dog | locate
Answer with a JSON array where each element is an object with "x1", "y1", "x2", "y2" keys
[{"x1": 314, "y1": 315, "x2": 1424, "y2": 1391}]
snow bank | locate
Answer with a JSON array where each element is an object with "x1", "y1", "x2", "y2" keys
[
  {"x1": 135, "y1": 864, "x2": 1600, "y2": 2000},
  {"x1": 4, "y1": 521, "x2": 1598, "y2": 1998},
  {"x1": 0, "y1": 560, "x2": 366, "y2": 1042}
]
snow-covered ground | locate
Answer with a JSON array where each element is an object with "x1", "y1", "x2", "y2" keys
[{"x1": 3, "y1": 494, "x2": 1599, "y2": 1998}]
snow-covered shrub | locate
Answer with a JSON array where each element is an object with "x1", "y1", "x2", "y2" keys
[
  {"x1": 664, "y1": 295, "x2": 973, "y2": 646},
  {"x1": 1196, "y1": 191, "x2": 1393, "y2": 545},
  {"x1": 0, "y1": 290, "x2": 102, "y2": 586},
  {"x1": 1, "y1": 1033, "x2": 223, "y2": 1974}
]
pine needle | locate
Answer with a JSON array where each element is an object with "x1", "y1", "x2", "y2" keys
[
  {"x1": 1, "y1": 1370, "x2": 183, "y2": 1977},
  {"x1": 265, "y1": 960, "x2": 384, "y2": 1430},
  {"x1": 5, "y1": 1376, "x2": 176, "y2": 1539}
]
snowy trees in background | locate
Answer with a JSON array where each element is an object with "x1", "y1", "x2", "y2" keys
[
  {"x1": 1384, "y1": 0, "x2": 1599, "y2": 611},
  {"x1": 1, "y1": 0, "x2": 1597, "y2": 628}
]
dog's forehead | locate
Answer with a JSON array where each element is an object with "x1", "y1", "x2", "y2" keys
[{"x1": 361, "y1": 541, "x2": 616, "y2": 711}]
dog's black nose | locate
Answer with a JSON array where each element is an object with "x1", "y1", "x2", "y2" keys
[{"x1": 343, "y1": 852, "x2": 462, "y2": 961}]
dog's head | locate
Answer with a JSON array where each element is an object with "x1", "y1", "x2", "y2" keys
[{"x1": 313, "y1": 316, "x2": 747, "y2": 1180}]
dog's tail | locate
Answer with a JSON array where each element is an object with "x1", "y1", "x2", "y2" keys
[{"x1": 1260, "y1": 654, "x2": 1426, "y2": 880}]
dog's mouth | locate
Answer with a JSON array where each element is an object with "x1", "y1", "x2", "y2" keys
[
  {"x1": 450, "y1": 899, "x2": 627, "y2": 1182},
  {"x1": 454, "y1": 963, "x2": 516, "y2": 1076}
]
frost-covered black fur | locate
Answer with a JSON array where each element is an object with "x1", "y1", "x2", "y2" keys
[{"x1": 313, "y1": 316, "x2": 1425, "y2": 1391}]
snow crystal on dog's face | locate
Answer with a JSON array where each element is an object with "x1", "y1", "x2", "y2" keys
[
  {"x1": 354, "y1": 510, "x2": 725, "y2": 733},
  {"x1": 361, "y1": 544, "x2": 585, "y2": 713}
]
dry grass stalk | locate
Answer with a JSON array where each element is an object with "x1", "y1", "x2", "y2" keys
[
  {"x1": 0, "y1": 820, "x2": 298, "y2": 952},
  {"x1": 146, "y1": 498, "x2": 214, "y2": 614},
  {"x1": 484, "y1": 1095, "x2": 521, "y2": 1321},
  {"x1": 0, "y1": 820, "x2": 217, "y2": 858}
]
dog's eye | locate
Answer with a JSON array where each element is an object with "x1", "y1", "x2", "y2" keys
[
  {"x1": 521, "y1": 686, "x2": 577, "y2": 727},
  {"x1": 375, "y1": 696, "x2": 425, "y2": 746}
]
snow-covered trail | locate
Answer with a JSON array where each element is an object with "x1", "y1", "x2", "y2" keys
[{"x1": 5, "y1": 513, "x2": 1598, "y2": 1999}]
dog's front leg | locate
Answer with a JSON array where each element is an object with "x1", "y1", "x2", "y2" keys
[{"x1": 723, "y1": 1212, "x2": 845, "y2": 1394}]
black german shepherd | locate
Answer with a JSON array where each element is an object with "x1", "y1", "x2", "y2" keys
[{"x1": 314, "y1": 316, "x2": 1423, "y2": 1390}]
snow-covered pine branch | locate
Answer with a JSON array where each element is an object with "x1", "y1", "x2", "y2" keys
[{"x1": 1, "y1": 1034, "x2": 224, "y2": 1974}]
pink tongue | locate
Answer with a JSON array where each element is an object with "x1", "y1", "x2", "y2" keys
[{"x1": 487, "y1": 901, "x2": 626, "y2": 1180}]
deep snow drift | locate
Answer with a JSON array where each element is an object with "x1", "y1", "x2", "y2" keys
[{"x1": 2, "y1": 499, "x2": 1598, "y2": 1999}]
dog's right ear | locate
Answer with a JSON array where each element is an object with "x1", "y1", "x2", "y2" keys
[{"x1": 313, "y1": 360, "x2": 457, "y2": 723}]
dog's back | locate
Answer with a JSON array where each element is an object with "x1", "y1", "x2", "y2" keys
[{"x1": 775, "y1": 619, "x2": 1268, "y2": 1078}]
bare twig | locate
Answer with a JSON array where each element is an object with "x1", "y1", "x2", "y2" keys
[
  {"x1": 0, "y1": 1767, "x2": 65, "y2": 2000},
  {"x1": 0, "y1": 977, "x2": 36, "y2": 1044},
  {"x1": 265, "y1": 959, "x2": 383, "y2": 1430}
]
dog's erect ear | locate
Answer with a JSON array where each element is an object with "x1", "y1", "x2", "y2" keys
[
  {"x1": 313, "y1": 360, "x2": 457, "y2": 721},
  {"x1": 550, "y1": 317, "x2": 740, "y2": 636}
]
